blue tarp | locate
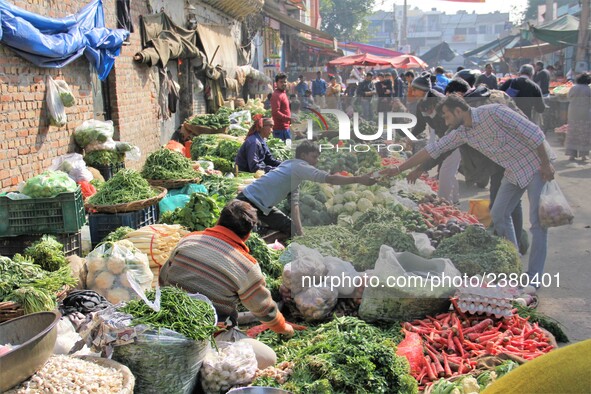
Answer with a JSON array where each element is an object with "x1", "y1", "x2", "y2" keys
[{"x1": 0, "y1": 0, "x2": 129, "y2": 80}]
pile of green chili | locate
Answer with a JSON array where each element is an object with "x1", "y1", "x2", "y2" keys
[
  {"x1": 119, "y1": 286, "x2": 218, "y2": 342},
  {"x1": 141, "y1": 148, "x2": 200, "y2": 180},
  {"x1": 87, "y1": 169, "x2": 158, "y2": 206}
]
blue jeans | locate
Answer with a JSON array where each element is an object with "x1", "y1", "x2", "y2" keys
[
  {"x1": 490, "y1": 171, "x2": 547, "y2": 283},
  {"x1": 272, "y1": 129, "x2": 291, "y2": 142}
]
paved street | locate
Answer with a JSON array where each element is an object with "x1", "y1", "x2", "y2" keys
[{"x1": 456, "y1": 131, "x2": 591, "y2": 343}]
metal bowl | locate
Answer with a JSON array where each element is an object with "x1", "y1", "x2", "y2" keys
[
  {"x1": 0, "y1": 311, "x2": 61, "y2": 392},
  {"x1": 227, "y1": 388, "x2": 292, "y2": 394}
]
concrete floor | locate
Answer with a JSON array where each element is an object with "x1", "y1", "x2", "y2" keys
[{"x1": 454, "y1": 132, "x2": 591, "y2": 344}]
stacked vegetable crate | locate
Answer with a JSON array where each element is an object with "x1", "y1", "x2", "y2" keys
[
  {"x1": 0, "y1": 188, "x2": 86, "y2": 256},
  {"x1": 92, "y1": 162, "x2": 125, "y2": 181},
  {"x1": 88, "y1": 204, "x2": 159, "y2": 248}
]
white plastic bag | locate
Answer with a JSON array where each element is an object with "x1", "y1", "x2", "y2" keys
[
  {"x1": 229, "y1": 110, "x2": 252, "y2": 125},
  {"x1": 323, "y1": 256, "x2": 358, "y2": 297},
  {"x1": 74, "y1": 119, "x2": 115, "y2": 147},
  {"x1": 294, "y1": 286, "x2": 338, "y2": 321},
  {"x1": 49, "y1": 153, "x2": 93, "y2": 182},
  {"x1": 290, "y1": 254, "x2": 326, "y2": 296},
  {"x1": 411, "y1": 232, "x2": 436, "y2": 258},
  {"x1": 85, "y1": 240, "x2": 153, "y2": 305},
  {"x1": 55, "y1": 79, "x2": 76, "y2": 107},
  {"x1": 46, "y1": 76, "x2": 67, "y2": 127},
  {"x1": 200, "y1": 341, "x2": 258, "y2": 394},
  {"x1": 539, "y1": 180, "x2": 574, "y2": 228}
]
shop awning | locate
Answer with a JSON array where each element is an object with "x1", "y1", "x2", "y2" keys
[
  {"x1": 295, "y1": 36, "x2": 342, "y2": 55},
  {"x1": 463, "y1": 34, "x2": 517, "y2": 58},
  {"x1": 196, "y1": 24, "x2": 239, "y2": 67},
  {"x1": 504, "y1": 42, "x2": 567, "y2": 59},
  {"x1": 528, "y1": 14, "x2": 587, "y2": 46},
  {"x1": 420, "y1": 42, "x2": 457, "y2": 64},
  {"x1": 262, "y1": 4, "x2": 334, "y2": 41},
  {"x1": 339, "y1": 42, "x2": 402, "y2": 57}
]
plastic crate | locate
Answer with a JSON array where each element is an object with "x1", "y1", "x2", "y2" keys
[
  {"x1": 92, "y1": 162, "x2": 125, "y2": 181},
  {"x1": 0, "y1": 232, "x2": 82, "y2": 258},
  {"x1": 89, "y1": 204, "x2": 158, "y2": 247},
  {"x1": 0, "y1": 188, "x2": 86, "y2": 237}
]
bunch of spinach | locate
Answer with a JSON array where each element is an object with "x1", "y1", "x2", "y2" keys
[{"x1": 159, "y1": 192, "x2": 222, "y2": 231}]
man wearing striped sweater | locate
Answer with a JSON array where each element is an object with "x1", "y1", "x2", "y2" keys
[{"x1": 159, "y1": 200, "x2": 293, "y2": 338}]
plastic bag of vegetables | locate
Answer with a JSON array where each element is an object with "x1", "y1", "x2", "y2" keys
[
  {"x1": 20, "y1": 171, "x2": 78, "y2": 198},
  {"x1": 85, "y1": 240, "x2": 153, "y2": 304},
  {"x1": 74, "y1": 119, "x2": 114, "y2": 148},
  {"x1": 55, "y1": 79, "x2": 76, "y2": 107},
  {"x1": 200, "y1": 341, "x2": 258, "y2": 394},
  {"x1": 46, "y1": 76, "x2": 67, "y2": 127},
  {"x1": 539, "y1": 180, "x2": 574, "y2": 228},
  {"x1": 294, "y1": 286, "x2": 338, "y2": 321}
]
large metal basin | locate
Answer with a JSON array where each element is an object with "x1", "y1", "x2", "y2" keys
[{"x1": 0, "y1": 311, "x2": 61, "y2": 392}]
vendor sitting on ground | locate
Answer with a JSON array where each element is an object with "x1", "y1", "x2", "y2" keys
[
  {"x1": 235, "y1": 115, "x2": 282, "y2": 173},
  {"x1": 237, "y1": 141, "x2": 376, "y2": 237},
  {"x1": 159, "y1": 200, "x2": 294, "y2": 366}
]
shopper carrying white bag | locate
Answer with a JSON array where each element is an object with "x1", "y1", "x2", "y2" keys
[{"x1": 538, "y1": 180, "x2": 574, "y2": 228}]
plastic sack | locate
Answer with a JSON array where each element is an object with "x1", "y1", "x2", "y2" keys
[
  {"x1": 159, "y1": 194, "x2": 190, "y2": 214},
  {"x1": 165, "y1": 140, "x2": 186, "y2": 155},
  {"x1": 395, "y1": 330, "x2": 425, "y2": 374},
  {"x1": 229, "y1": 110, "x2": 252, "y2": 125},
  {"x1": 46, "y1": 76, "x2": 67, "y2": 127},
  {"x1": 113, "y1": 327, "x2": 210, "y2": 394},
  {"x1": 468, "y1": 199, "x2": 492, "y2": 227},
  {"x1": 289, "y1": 252, "x2": 326, "y2": 296},
  {"x1": 49, "y1": 153, "x2": 93, "y2": 182},
  {"x1": 85, "y1": 138, "x2": 118, "y2": 153},
  {"x1": 74, "y1": 119, "x2": 114, "y2": 148},
  {"x1": 55, "y1": 79, "x2": 76, "y2": 107},
  {"x1": 539, "y1": 180, "x2": 574, "y2": 228},
  {"x1": 323, "y1": 256, "x2": 358, "y2": 297},
  {"x1": 358, "y1": 246, "x2": 461, "y2": 322},
  {"x1": 78, "y1": 181, "x2": 97, "y2": 199},
  {"x1": 85, "y1": 240, "x2": 153, "y2": 305},
  {"x1": 20, "y1": 170, "x2": 78, "y2": 198},
  {"x1": 200, "y1": 341, "x2": 257, "y2": 394},
  {"x1": 411, "y1": 232, "x2": 436, "y2": 258},
  {"x1": 127, "y1": 146, "x2": 142, "y2": 161},
  {"x1": 294, "y1": 286, "x2": 338, "y2": 321}
]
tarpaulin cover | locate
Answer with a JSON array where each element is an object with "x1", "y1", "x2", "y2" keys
[
  {"x1": 528, "y1": 14, "x2": 586, "y2": 47},
  {"x1": 420, "y1": 42, "x2": 457, "y2": 65},
  {"x1": 0, "y1": 0, "x2": 129, "y2": 80},
  {"x1": 137, "y1": 12, "x2": 202, "y2": 67}
]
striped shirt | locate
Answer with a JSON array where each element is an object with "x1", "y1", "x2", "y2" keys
[
  {"x1": 159, "y1": 227, "x2": 287, "y2": 332},
  {"x1": 426, "y1": 104, "x2": 545, "y2": 188}
]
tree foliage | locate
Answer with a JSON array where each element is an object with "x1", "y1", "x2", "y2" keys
[
  {"x1": 524, "y1": 0, "x2": 572, "y2": 22},
  {"x1": 319, "y1": 0, "x2": 376, "y2": 42}
]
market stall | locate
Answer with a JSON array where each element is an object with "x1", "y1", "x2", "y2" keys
[{"x1": 0, "y1": 103, "x2": 575, "y2": 393}]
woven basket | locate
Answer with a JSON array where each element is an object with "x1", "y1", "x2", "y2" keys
[
  {"x1": 182, "y1": 122, "x2": 228, "y2": 136},
  {"x1": 146, "y1": 177, "x2": 201, "y2": 190},
  {"x1": 76, "y1": 356, "x2": 135, "y2": 393},
  {"x1": 0, "y1": 287, "x2": 70, "y2": 323},
  {"x1": 85, "y1": 187, "x2": 167, "y2": 214}
]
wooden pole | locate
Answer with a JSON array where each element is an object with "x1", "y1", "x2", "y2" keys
[{"x1": 576, "y1": 0, "x2": 590, "y2": 64}]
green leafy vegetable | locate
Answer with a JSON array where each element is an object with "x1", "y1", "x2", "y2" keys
[
  {"x1": 84, "y1": 150, "x2": 125, "y2": 166},
  {"x1": 141, "y1": 148, "x2": 200, "y2": 180},
  {"x1": 103, "y1": 226, "x2": 135, "y2": 243},
  {"x1": 21, "y1": 171, "x2": 78, "y2": 198},
  {"x1": 159, "y1": 192, "x2": 222, "y2": 231},
  {"x1": 23, "y1": 235, "x2": 68, "y2": 272},
  {"x1": 201, "y1": 155, "x2": 234, "y2": 174}
]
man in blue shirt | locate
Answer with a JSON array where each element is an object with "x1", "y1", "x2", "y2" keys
[
  {"x1": 236, "y1": 141, "x2": 376, "y2": 237},
  {"x1": 296, "y1": 75, "x2": 308, "y2": 99},
  {"x1": 311, "y1": 71, "x2": 328, "y2": 109},
  {"x1": 435, "y1": 66, "x2": 450, "y2": 91}
]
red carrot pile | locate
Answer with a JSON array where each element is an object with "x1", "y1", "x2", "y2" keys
[
  {"x1": 419, "y1": 203, "x2": 480, "y2": 226},
  {"x1": 381, "y1": 157, "x2": 405, "y2": 167},
  {"x1": 419, "y1": 175, "x2": 439, "y2": 193},
  {"x1": 401, "y1": 307, "x2": 554, "y2": 387}
]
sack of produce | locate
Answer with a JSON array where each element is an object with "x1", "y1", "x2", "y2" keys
[
  {"x1": 200, "y1": 341, "x2": 258, "y2": 394},
  {"x1": 539, "y1": 180, "x2": 574, "y2": 228},
  {"x1": 322, "y1": 256, "x2": 358, "y2": 297},
  {"x1": 55, "y1": 79, "x2": 76, "y2": 107},
  {"x1": 359, "y1": 246, "x2": 460, "y2": 322},
  {"x1": 20, "y1": 170, "x2": 78, "y2": 198},
  {"x1": 85, "y1": 240, "x2": 153, "y2": 304},
  {"x1": 46, "y1": 76, "x2": 67, "y2": 127},
  {"x1": 286, "y1": 245, "x2": 326, "y2": 296},
  {"x1": 294, "y1": 286, "x2": 338, "y2": 321},
  {"x1": 74, "y1": 119, "x2": 114, "y2": 148},
  {"x1": 49, "y1": 153, "x2": 93, "y2": 183}
]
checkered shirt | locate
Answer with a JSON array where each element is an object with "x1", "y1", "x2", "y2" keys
[{"x1": 426, "y1": 104, "x2": 546, "y2": 188}]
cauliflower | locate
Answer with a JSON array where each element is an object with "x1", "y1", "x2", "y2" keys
[
  {"x1": 333, "y1": 194, "x2": 345, "y2": 204},
  {"x1": 94, "y1": 271, "x2": 115, "y2": 289},
  {"x1": 360, "y1": 190, "x2": 375, "y2": 202},
  {"x1": 357, "y1": 197, "x2": 373, "y2": 212},
  {"x1": 344, "y1": 201, "x2": 357, "y2": 214},
  {"x1": 460, "y1": 376, "x2": 480, "y2": 393},
  {"x1": 343, "y1": 191, "x2": 358, "y2": 202}
]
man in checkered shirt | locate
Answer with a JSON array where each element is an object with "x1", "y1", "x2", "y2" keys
[{"x1": 381, "y1": 95, "x2": 555, "y2": 285}]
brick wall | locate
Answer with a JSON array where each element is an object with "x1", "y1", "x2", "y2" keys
[{"x1": 0, "y1": 0, "x2": 160, "y2": 190}]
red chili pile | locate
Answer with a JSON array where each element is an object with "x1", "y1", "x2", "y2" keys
[{"x1": 400, "y1": 308, "x2": 554, "y2": 387}]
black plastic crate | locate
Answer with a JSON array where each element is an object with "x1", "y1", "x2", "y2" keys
[
  {"x1": 0, "y1": 232, "x2": 82, "y2": 258},
  {"x1": 92, "y1": 162, "x2": 125, "y2": 181},
  {"x1": 0, "y1": 188, "x2": 86, "y2": 237},
  {"x1": 89, "y1": 204, "x2": 159, "y2": 247}
]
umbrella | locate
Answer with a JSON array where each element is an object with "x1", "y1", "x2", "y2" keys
[
  {"x1": 327, "y1": 53, "x2": 400, "y2": 67},
  {"x1": 389, "y1": 54, "x2": 428, "y2": 69}
]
